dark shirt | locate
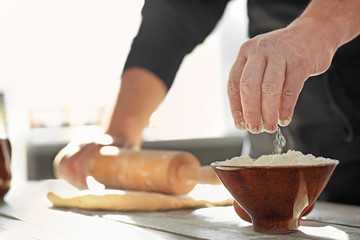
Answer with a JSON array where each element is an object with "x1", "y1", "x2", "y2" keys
[{"x1": 124, "y1": 0, "x2": 229, "y2": 90}]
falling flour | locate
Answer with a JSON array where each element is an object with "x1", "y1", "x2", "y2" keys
[{"x1": 273, "y1": 126, "x2": 286, "y2": 154}]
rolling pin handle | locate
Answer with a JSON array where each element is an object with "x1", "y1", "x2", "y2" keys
[{"x1": 178, "y1": 165, "x2": 221, "y2": 185}]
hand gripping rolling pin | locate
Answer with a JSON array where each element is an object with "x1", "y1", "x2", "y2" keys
[{"x1": 54, "y1": 144, "x2": 221, "y2": 195}]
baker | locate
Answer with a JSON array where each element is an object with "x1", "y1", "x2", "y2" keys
[{"x1": 56, "y1": 0, "x2": 360, "y2": 205}]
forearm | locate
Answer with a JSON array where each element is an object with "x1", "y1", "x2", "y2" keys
[
  {"x1": 105, "y1": 68, "x2": 167, "y2": 146},
  {"x1": 296, "y1": 0, "x2": 360, "y2": 49},
  {"x1": 55, "y1": 68, "x2": 166, "y2": 187}
]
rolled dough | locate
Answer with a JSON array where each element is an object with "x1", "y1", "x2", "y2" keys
[{"x1": 48, "y1": 186, "x2": 233, "y2": 211}]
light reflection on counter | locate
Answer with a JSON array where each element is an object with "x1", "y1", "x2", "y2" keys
[{"x1": 300, "y1": 225, "x2": 349, "y2": 240}]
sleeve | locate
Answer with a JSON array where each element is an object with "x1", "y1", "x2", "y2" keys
[{"x1": 123, "y1": 0, "x2": 230, "y2": 90}]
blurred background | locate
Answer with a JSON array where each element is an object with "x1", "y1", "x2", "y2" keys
[{"x1": 0, "y1": 0, "x2": 248, "y2": 184}]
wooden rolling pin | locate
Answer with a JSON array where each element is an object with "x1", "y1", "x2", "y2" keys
[
  {"x1": 55, "y1": 145, "x2": 221, "y2": 195},
  {"x1": 89, "y1": 147, "x2": 220, "y2": 195}
]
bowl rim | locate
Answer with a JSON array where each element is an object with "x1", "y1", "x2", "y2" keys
[{"x1": 211, "y1": 159, "x2": 339, "y2": 169}]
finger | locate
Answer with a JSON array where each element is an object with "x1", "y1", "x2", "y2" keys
[
  {"x1": 228, "y1": 56, "x2": 247, "y2": 130},
  {"x1": 261, "y1": 57, "x2": 286, "y2": 133},
  {"x1": 278, "y1": 63, "x2": 306, "y2": 126},
  {"x1": 68, "y1": 143, "x2": 100, "y2": 188},
  {"x1": 240, "y1": 55, "x2": 266, "y2": 133}
]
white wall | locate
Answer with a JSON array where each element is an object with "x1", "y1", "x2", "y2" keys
[{"x1": 0, "y1": 0, "x2": 248, "y2": 182}]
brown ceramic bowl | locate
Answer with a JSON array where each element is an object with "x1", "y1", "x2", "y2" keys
[
  {"x1": 211, "y1": 160, "x2": 338, "y2": 233},
  {"x1": 232, "y1": 199, "x2": 315, "y2": 224}
]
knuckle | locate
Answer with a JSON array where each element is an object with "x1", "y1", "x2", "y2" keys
[
  {"x1": 282, "y1": 77, "x2": 303, "y2": 95},
  {"x1": 227, "y1": 80, "x2": 239, "y2": 96},
  {"x1": 290, "y1": 56, "x2": 309, "y2": 74},
  {"x1": 240, "y1": 77, "x2": 255, "y2": 95},
  {"x1": 239, "y1": 37, "x2": 259, "y2": 55},
  {"x1": 282, "y1": 88, "x2": 297, "y2": 97},
  {"x1": 257, "y1": 37, "x2": 272, "y2": 49},
  {"x1": 287, "y1": 49, "x2": 314, "y2": 76},
  {"x1": 282, "y1": 79, "x2": 304, "y2": 98},
  {"x1": 243, "y1": 110, "x2": 259, "y2": 123},
  {"x1": 239, "y1": 41, "x2": 252, "y2": 54},
  {"x1": 262, "y1": 81, "x2": 281, "y2": 96}
]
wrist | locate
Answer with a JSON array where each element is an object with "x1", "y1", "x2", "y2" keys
[
  {"x1": 105, "y1": 117, "x2": 144, "y2": 148},
  {"x1": 289, "y1": 17, "x2": 341, "y2": 55},
  {"x1": 295, "y1": 0, "x2": 360, "y2": 51}
]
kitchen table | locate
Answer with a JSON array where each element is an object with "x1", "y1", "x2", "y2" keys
[{"x1": 0, "y1": 180, "x2": 359, "y2": 240}]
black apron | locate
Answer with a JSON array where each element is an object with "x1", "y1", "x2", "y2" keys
[{"x1": 248, "y1": 0, "x2": 360, "y2": 205}]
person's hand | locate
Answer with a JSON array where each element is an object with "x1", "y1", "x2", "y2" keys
[
  {"x1": 228, "y1": 18, "x2": 339, "y2": 133},
  {"x1": 53, "y1": 134, "x2": 138, "y2": 189}
]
